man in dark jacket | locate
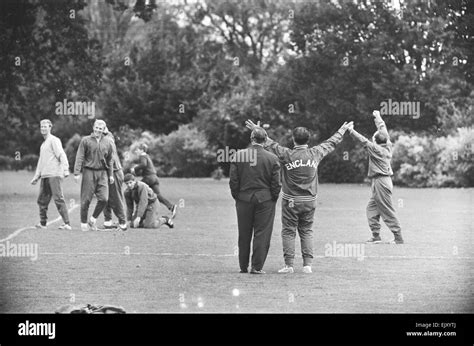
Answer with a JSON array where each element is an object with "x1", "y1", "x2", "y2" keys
[
  {"x1": 229, "y1": 127, "x2": 282, "y2": 274},
  {"x1": 74, "y1": 120, "x2": 114, "y2": 231},
  {"x1": 124, "y1": 174, "x2": 173, "y2": 229}
]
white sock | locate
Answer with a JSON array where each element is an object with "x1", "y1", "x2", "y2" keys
[{"x1": 90, "y1": 216, "x2": 97, "y2": 223}]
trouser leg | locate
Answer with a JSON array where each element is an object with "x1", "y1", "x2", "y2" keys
[
  {"x1": 80, "y1": 170, "x2": 96, "y2": 223},
  {"x1": 281, "y1": 199, "x2": 298, "y2": 267},
  {"x1": 366, "y1": 181, "x2": 381, "y2": 235},
  {"x1": 251, "y1": 199, "x2": 276, "y2": 271},
  {"x1": 106, "y1": 170, "x2": 126, "y2": 224},
  {"x1": 37, "y1": 178, "x2": 52, "y2": 225},
  {"x1": 142, "y1": 201, "x2": 160, "y2": 228},
  {"x1": 92, "y1": 171, "x2": 109, "y2": 219},
  {"x1": 235, "y1": 200, "x2": 255, "y2": 272},
  {"x1": 297, "y1": 201, "x2": 316, "y2": 267},
  {"x1": 373, "y1": 177, "x2": 402, "y2": 234},
  {"x1": 150, "y1": 182, "x2": 173, "y2": 210},
  {"x1": 48, "y1": 176, "x2": 70, "y2": 224}
]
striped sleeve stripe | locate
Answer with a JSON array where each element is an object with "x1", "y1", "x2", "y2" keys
[{"x1": 282, "y1": 193, "x2": 317, "y2": 202}]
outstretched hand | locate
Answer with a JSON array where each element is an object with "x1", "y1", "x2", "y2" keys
[
  {"x1": 372, "y1": 110, "x2": 381, "y2": 118},
  {"x1": 245, "y1": 119, "x2": 261, "y2": 131},
  {"x1": 339, "y1": 121, "x2": 354, "y2": 133}
]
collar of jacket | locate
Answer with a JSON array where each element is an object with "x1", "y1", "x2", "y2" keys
[{"x1": 90, "y1": 132, "x2": 104, "y2": 140}]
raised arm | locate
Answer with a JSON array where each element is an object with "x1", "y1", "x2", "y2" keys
[
  {"x1": 349, "y1": 128, "x2": 370, "y2": 145},
  {"x1": 245, "y1": 119, "x2": 290, "y2": 160},
  {"x1": 312, "y1": 122, "x2": 353, "y2": 161},
  {"x1": 372, "y1": 110, "x2": 390, "y2": 143}
]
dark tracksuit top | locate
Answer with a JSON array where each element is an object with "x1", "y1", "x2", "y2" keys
[
  {"x1": 135, "y1": 153, "x2": 156, "y2": 176},
  {"x1": 263, "y1": 130, "x2": 345, "y2": 202},
  {"x1": 135, "y1": 153, "x2": 160, "y2": 186},
  {"x1": 74, "y1": 133, "x2": 114, "y2": 177},
  {"x1": 124, "y1": 181, "x2": 157, "y2": 221}
]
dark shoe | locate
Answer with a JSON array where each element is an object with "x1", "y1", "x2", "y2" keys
[
  {"x1": 366, "y1": 235, "x2": 382, "y2": 243},
  {"x1": 239, "y1": 269, "x2": 248, "y2": 273},
  {"x1": 250, "y1": 268, "x2": 265, "y2": 274}
]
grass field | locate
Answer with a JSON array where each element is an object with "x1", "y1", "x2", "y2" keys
[{"x1": 0, "y1": 171, "x2": 472, "y2": 313}]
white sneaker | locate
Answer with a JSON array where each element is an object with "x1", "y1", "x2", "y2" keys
[
  {"x1": 81, "y1": 223, "x2": 89, "y2": 232},
  {"x1": 35, "y1": 223, "x2": 47, "y2": 229},
  {"x1": 302, "y1": 266, "x2": 312, "y2": 274},
  {"x1": 58, "y1": 224, "x2": 72, "y2": 230},
  {"x1": 103, "y1": 220, "x2": 113, "y2": 228},
  {"x1": 278, "y1": 266, "x2": 294, "y2": 273}
]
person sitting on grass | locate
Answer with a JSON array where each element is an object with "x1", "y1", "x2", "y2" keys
[
  {"x1": 124, "y1": 173, "x2": 174, "y2": 229},
  {"x1": 131, "y1": 143, "x2": 177, "y2": 219},
  {"x1": 348, "y1": 110, "x2": 404, "y2": 244}
]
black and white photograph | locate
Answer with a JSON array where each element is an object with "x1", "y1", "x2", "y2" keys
[{"x1": 0, "y1": 0, "x2": 472, "y2": 344}]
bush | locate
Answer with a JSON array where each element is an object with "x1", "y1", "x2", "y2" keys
[
  {"x1": 19, "y1": 154, "x2": 39, "y2": 171},
  {"x1": 0, "y1": 155, "x2": 15, "y2": 170},
  {"x1": 392, "y1": 128, "x2": 474, "y2": 187},
  {"x1": 64, "y1": 134, "x2": 82, "y2": 173},
  {"x1": 123, "y1": 125, "x2": 217, "y2": 177}
]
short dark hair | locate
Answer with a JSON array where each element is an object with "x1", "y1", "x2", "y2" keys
[
  {"x1": 374, "y1": 131, "x2": 388, "y2": 144},
  {"x1": 124, "y1": 173, "x2": 136, "y2": 182},
  {"x1": 251, "y1": 128, "x2": 267, "y2": 144},
  {"x1": 292, "y1": 127, "x2": 310, "y2": 145}
]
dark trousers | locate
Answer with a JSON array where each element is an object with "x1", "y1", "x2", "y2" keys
[
  {"x1": 37, "y1": 177, "x2": 70, "y2": 225},
  {"x1": 80, "y1": 168, "x2": 109, "y2": 223},
  {"x1": 135, "y1": 200, "x2": 164, "y2": 228},
  {"x1": 104, "y1": 170, "x2": 126, "y2": 224},
  {"x1": 236, "y1": 198, "x2": 276, "y2": 271},
  {"x1": 142, "y1": 174, "x2": 173, "y2": 210}
]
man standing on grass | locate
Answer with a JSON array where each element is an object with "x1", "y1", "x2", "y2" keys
[
  {"x1": 74, "y1": 119, "x2": 114, "y2": 231},
  {"x1": 245, "y1": 120, "x2": 353, "y2": 274},
  {"x1": 123, "y1": 173, "x2": 174, "y2": 229},
  {"x1": 102, "y1": 127, "x2": 127, "y2": 231},
  {"x1": 229, "y1": 127, "x2": 281, "y2": 274},
  {"x1": 348, "y1": 110, "x2": 404, "y2": 244},
  {"x1": 31, "y1": 119, "x2": 71, "y2": 230}
]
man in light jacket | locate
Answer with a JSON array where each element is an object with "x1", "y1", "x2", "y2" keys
[{"x1": 31, "y1": 119, "x2": 71, "y2": 230}]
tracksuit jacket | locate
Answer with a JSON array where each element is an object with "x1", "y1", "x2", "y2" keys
[
  {"x1": 264, "y1": 130, "x2": 345, "y2": 202},
  {"x1": 124, "y1": 181, "x2": 157, "y2": 221}
]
